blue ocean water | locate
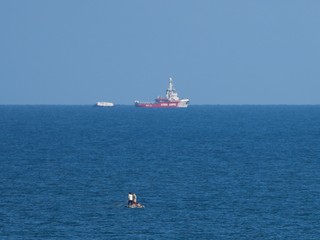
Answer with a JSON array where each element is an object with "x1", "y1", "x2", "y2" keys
[{"x1": 0, "y1": 105, "x2": 319, "y2": 239}]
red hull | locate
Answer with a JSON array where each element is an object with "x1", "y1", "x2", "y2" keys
[{"x1": 135, "y1": 102, "x2": 179, "y2": 108}]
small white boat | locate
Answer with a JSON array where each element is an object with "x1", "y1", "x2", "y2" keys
[{"x1": 95, "y1": 102, "x2": 114, "y2": 107}]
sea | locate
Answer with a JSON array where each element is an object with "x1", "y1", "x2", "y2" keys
[{"x1": 0, "y1": 105, "x2": 319, "y2": 239}]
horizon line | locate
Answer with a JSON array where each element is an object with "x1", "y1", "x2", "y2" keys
[{"x1": 1, "y1": 104, "x2": 320, "y2": 106}]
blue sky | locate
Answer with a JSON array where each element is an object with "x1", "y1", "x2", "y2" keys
[{"x1": 1, "y1": 0, "x2": 319, "y2": 105}]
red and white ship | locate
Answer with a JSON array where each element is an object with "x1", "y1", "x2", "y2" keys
[{"x1": 135, "y1": 78, "x2": 189, "y2": 108}]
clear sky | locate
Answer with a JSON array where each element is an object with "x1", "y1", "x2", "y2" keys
[{"x1": 1, "y1": 0, "x2": 319, "y2": 105}]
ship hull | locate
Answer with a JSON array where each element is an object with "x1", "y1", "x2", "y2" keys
[
  {"x1": 135, "y1": 100, "x2": 188, "y2": 108},
  {"x1": 135, "y1": 103, "x2": 178, "y2": 108},
  {"x1": 95, "y1": 102, "x2": 114, "y2": 107}
]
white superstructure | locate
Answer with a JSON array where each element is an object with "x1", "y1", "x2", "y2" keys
[{"x1": 166, "y1": 78, "x2": 179, "y2": 101}]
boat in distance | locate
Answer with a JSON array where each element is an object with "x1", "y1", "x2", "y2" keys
[
  {"x1": 134, "y1": 78, "x2": 189, "y2": 108},
  {"x1": 95, "y1": 102, "x2": 114, "y2": 107}
]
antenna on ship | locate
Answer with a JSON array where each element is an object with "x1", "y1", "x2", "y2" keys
[{"x1": 169, "y1": 77, "x2": 174, "y2": 91}]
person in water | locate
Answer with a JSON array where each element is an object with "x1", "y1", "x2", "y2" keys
[
  {"x1": 127, "y1": 193, "x2": 144, "y2": 208},
  {"x1": 132, "y1": 193, "x2": 137, "y2": 205},
  {"x1": 128, "y1": 192, "x2": 133, "y2": 206}
]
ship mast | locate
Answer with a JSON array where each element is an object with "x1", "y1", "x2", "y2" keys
[
  {"x1": 166, "y1": 77, "x2": 179, "y2": 101},
  {"x1": 168, "y1": 78, "x2": 174, "y2": 91}
]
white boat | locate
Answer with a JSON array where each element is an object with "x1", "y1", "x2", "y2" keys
[{"x1": 95, "y1": 102, "x2": 114, "y2": 107}]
